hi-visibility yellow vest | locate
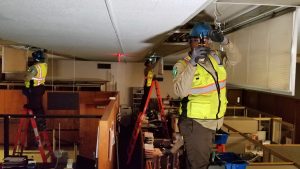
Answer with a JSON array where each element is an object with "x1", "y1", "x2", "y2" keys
[
  {"x1": 146, "y1": 69, "x2": 154, "y2": 87},
  {"x1": 179, "y1": 52, "x2": 228, "y2": 119},
  {"x1": 25, "y1": 63, "x2": 47, "y2": 88}
]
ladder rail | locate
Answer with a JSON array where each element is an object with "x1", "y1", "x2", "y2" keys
[
  {"x1": 13, "y1": 109, "x2": 30, "y2": 156},
  {"x1": 154, "y1": 80, "x2": 169, "y2": 137},
  {"x1": 127, "y1": 80, "x2": 169, "y2": 165},
  {"x1": 127, "y1": 81, "x2": 155, "y2": 165},
  {"x1": 13, "y1": 108, "x2": 55, "y2": 163},
  {"x1": 13, "y1": 118, "x2": 26, "y2": 155}
]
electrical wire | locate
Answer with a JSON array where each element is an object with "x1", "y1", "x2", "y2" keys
[
  {"x1": 26, "y1": 47, "x2": 29, "y2": 64},
  {"x1": 54, "y1": 157, "x2": 59, "y2": 169},
  {"x1": 214, "y1": 3, "x2": 222, "y2": 31},
  {"x1": 59, "y1": 123, "x2": 61, "y2": 152},
  {"x1": 214, "y1": 3, "x2": 227, "y2": 52},
  {"x1": 104, "y1": 0, "x2": 126, "y2": 62},
  {"x1": 51, "y1": 50, "x2": 54, "y2": 92},
  {"x1": 73, "y1": 55, "x2": 75, "y2": 92},
  {"x1": 54, "y1": 123, "x2": 62, "y2": 169}
]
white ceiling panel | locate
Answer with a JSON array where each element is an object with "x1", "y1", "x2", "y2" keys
[
  {"x1": 0, "y1": 0, "x2": 213, "y2": 61},
  {"x1": 0, "y1": 0, "x2": 119, "y2": 60}
]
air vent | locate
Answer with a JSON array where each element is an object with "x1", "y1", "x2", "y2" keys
[
  {"x1": 97, "y1": 63, "x2": 111, "y2": 69},
  {"x1": 164, "y1": 65, "x2": 173, "y2": 70}
]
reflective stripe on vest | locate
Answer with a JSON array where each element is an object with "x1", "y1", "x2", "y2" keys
[
  {"x1": 32, "y1": 64, "x2": 43, "y2": 86},
  {"x1": 189, "y1": 79, "x2": 226, "y2": 95},
  {"x1": 32, "y1": 63, "x2": 47, "y2": 87}
]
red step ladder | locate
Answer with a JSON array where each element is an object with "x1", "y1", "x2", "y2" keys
[
  {"x1": 127, "y1": 80, "x2": 169, "y2": 165},
  {"x1": 13, "y1": 108, "x2": 55, "y2": 163},
  {"x1": 216, "y1": 144, "x2": 225, "y2": 152}
]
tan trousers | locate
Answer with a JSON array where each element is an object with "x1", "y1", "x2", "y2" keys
[{"x1": 179, "y1": 118, "x2": 214, "y2": 169}]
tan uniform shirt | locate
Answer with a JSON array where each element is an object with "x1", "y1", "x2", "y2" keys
[{"x1": 173, "y1": 55, "x2": 224, "y2": 131}]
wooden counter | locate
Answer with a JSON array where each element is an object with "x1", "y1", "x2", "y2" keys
[{"x1": 264, "y1": 144, "x2": 300, "y2": 168}]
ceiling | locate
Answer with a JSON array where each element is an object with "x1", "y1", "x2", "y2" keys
[
  {"x1": 0, "y1": 0, "x2": 299, "y2": 63},
  {"x1": 0, "y1": 0, "x2": 211, "y2": 62}
]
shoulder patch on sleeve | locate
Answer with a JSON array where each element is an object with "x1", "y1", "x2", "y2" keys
[{"x1": 172, "y1": 66, "x2": 178, "y2": 78}]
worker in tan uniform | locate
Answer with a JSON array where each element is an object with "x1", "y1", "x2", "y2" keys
[{"x1": 172, "y1": 22, "x2": 229, "y2": 169}]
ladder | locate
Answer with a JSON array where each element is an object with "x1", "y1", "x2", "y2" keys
[
  {"x1": 13, "y1": 108, "x2": 55, "y2": 163},
  {"x1": 127, "y1": 80, "x2": 169, "y2": 165}
]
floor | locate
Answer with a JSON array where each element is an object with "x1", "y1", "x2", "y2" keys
[
  {"x1": 0, "y1": 146, "x2": 76, "y2": 168},
  {"x1": 0, "y1": 121, "x2": 136, "y2": 169}
]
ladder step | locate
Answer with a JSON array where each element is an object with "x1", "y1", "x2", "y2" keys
[
  {"x1": 45, "y1": 152, "x2": 51, "y2": 159},
  {"x1": 13, "y1": 152, "x2": 22, "y2": 155}
]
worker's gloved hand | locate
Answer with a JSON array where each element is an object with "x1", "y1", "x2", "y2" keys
[
  {"x1": 209, "y1": 30, "x2": 224, "y2": 43},
  {"x1": 190, "y1": 46, "x2": 210, "y2": 66}
]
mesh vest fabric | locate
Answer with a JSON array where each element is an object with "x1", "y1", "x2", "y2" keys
[{"x1": 179, "y1": 53, "x2": 227, "y2": 119}]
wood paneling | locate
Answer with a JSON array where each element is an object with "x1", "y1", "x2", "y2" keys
[
  {"x1": 244, "y1": 90, "x2": 258, "y2": 108},
  {"x1": 227, "y1": 88, "x2": 243, "y2": 106},
  {"x1": 0, "y1": 90, "x2": 27, "y2": 114},
  {"x1": 0, "y1": 89, "x2": 5, "y2": 113},
  {"x1": 97, "y1": 94, "x2": 119, "y2": 169},
  {"x1": 0, "y1": 90, "x2": 117, "y2": 145},
  {"x1": 46, "y1": 110, "x2": 79, "y2": 145},
  {"x1": 79, "y1": 104, "x2": 104, "y2": 159},
  {"x1": 257, "y1": 93, "x2": 278, "y2": 115},
  {"x1": 0, "y1": 90, "x2": 27, "y2": 144}
]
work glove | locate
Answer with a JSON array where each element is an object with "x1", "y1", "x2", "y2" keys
[
  {"x1": 209, "y1": 30, "x2": 224, "y2": 43},
  {"x1": 190, "y1": 46, "x2": 210, "y2": 66}
]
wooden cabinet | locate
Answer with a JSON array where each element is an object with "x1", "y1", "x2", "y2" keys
[{"x1": 79, "y1": 104, "x2": 104, "y2": 159}]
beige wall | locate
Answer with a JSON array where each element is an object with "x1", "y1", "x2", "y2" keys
[
  {"x1": 6, "y1": 59, "x2": 177, "y2": 105},
  {"x1": 52, "y1": 60, "x2": 178, "y2": 105}
]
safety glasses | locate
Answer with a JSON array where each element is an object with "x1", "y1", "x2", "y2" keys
[{"x1": 189, "y1": 37, "x2": 209, "y2": 47}]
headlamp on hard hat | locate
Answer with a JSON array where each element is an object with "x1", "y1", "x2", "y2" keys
[{"x1": 145, "y1": 53, "x2": 160, "y2": 65}]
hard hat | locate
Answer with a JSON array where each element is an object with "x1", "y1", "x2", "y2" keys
[
  {"x1": 32, "y1": 50, "x2": 45, "y2": 61},
  {"x1": 190, "y1": 22, "x2": 212, "y2": 38}
]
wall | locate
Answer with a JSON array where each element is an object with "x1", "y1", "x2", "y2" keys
[
  {"x1": 0, "y1": 90, "x2": 117, "y2": 145},
  {"x1": 52, "y1": 60, "x2": 175, "y2": 105},
  {"x1": 5, "y1": 60, "x2": 177, "y2": 106},
  {"x1": 295, "y1": 63, "x2": 300, "y2": 99}
]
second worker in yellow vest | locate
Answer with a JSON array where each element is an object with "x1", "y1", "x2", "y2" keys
[
  {"x1": 139, "y1": 58, "x2": 159, "y2": 113},
  {"x1": 23, "y1": 50, "x2": 48, "y2": 132}
]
